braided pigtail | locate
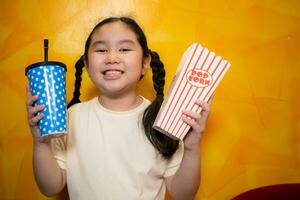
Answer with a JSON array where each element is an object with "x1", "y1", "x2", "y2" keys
[
  {"x1": 143, "y1": 51, "x2": 179, "y2": 159},
  {"x1": 67, "y1": 56, "x2": 85, "y2": 108}
]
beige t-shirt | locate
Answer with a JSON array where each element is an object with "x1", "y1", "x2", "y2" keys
[{"x1": 51, "y1": 96, "x2": 183, "y2": 200}]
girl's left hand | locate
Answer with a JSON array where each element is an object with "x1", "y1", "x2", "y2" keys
[{"x1": 182, "y1": 96, "x2": 213, "y2": 151}]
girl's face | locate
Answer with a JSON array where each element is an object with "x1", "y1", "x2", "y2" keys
[{"x1": 86, "y1": 21, "x2": 150, "y2": 97}]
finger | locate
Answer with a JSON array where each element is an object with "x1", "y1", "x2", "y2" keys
[
  {"x1": 29, "y1": 113, "x2": 44, "y2": 126},
  {"x1": 207, "y1": 94, "x2": 214, "y2": 105},
  {"x1": 201, "y1": 103, "x2": 211, "y2": 120},
  {"x1": 195, "y1": 100, "x2": 211, "y2": 113},
  {"x1": 26, "y1": 94, "x2": 39, "y2": 107},
  {"x1": 201, "y1": 101, "x2": 211, "y2": 113},
  {"x1": 182, "y1": 110, "x2": 201, "y2": 121},
  {"x1": 182, "y1": 115, "x2": 201, "y2": 132},
  {"x1": 26, "y1": 84, "x2": 32, "y2": 99},
  {"x1": 26, "y1": 85, "x2": 38, "y2": 106},
  {"x1": 28, "y1": 104, "x2": 45, "y2": 116}
]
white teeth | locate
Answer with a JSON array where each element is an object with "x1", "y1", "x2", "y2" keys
[
  {"x1": 105, "y1": 70, "x2": 121, "y2": 75},
  {"x1": 103, "y1": 69, "x2": 123, "y2": 79},
  {"x1": 103, "y1": 69, "x2": 123, "y2": 75}
]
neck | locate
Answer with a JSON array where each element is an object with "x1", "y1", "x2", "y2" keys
[{"x1": 98, "y1": 92, "x2": 143, "y2": 111}]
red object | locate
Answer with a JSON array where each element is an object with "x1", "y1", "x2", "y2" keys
[{"x1": 232, "y1": 184, "x2": 300, "y2": 200}]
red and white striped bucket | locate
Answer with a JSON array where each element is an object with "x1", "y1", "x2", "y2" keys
[{"x1": 153, "y1": 43, "x2": 231, "y2": 140}]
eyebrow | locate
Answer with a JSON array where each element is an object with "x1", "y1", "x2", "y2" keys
[{"x1": 91, "y1": 39, "x2": 135, "y2": 47}]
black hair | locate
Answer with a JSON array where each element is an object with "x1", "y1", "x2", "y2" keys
[{"x1": 67, "y1": 17, "x2": 179, "y2": 159}]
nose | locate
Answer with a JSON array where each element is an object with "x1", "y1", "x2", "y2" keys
[{"x1": 105, "y1": 50, "x2": 120, "y2": 64}]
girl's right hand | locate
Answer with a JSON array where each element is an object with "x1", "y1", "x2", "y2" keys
[{"x1": 26, "y1": 85, "x2": 48, "y2": 143}]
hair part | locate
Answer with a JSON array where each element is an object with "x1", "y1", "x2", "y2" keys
[{"x1": 68, "y1": 17, "x2": 179, "y2": 159}]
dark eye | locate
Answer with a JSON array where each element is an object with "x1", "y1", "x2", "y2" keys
[
  {"x1": 95, "y1": 49, "x2": 107, "y2": 53},
  {"x1": 119, "y1": 48, "x2": 131, "y2": 52}
]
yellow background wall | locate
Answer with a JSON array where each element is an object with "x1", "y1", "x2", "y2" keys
[{"x1": 0, "y1": 0, "x2": 299, "y2": 199}]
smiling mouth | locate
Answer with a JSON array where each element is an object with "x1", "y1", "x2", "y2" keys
[
  {"x1": 102, "y1": 69, "x2": 124, "y2": 75},
  {"x1": 102, "y1": 69, "x2": 124, "y2": 80}
]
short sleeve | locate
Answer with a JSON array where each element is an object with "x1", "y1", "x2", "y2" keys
[
  {"x1": 51, "y1": 135, "x2": 67, "y2": 170},
  {"x1": 163, "y1": 141, "x2": 184, "y2": 177}
]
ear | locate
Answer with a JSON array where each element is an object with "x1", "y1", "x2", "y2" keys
[
  {"x1": 83, "y1": 55, "x2": 88, "y2": 68},
  {"x1": 142, "y1": 54, "x2": 151, "y2": 75}
]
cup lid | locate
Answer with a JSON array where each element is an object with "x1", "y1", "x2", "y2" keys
[{"x1": 25, "y1": 61, "x2": 67, "y2": 76}]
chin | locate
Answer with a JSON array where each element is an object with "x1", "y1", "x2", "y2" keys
[{"x1": 101, "y1": 87, "x2": 129, "y2": 97}]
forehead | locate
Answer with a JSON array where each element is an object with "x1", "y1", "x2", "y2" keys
[{"x1": 91, "y1": 21, "x2": 138, "y2": 44}]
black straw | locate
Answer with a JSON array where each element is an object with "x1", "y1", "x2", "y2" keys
[{"x1": 44, "y1": 39, "x2": 48, "y2": 62}]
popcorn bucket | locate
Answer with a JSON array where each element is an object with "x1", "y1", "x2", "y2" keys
[{"x1": 153, "y1": 43, "x2": 230, "y2": 140}]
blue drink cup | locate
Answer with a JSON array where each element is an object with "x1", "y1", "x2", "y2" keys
[{"x1": 25, "y1": 39, "x2": 67, "y2": 137}]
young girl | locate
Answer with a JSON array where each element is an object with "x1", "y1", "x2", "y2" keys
[{"x1": 26, "y1": 17, "x2": 212, "y2": 200}]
